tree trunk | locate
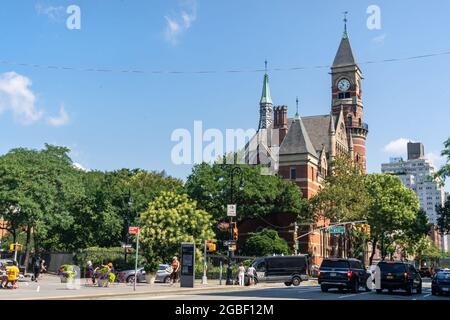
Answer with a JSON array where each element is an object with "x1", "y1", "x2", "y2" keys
[
  {"x1": 369, "y1": 239, "x2": 378, "y2": 266},
  {"x1": 22, "y1": 225, "x2": 32, "y2": 272}
]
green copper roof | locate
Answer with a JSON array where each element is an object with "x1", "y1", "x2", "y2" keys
[{"x1": 260, "y1": 73, "x2": 272, "y2": 105}]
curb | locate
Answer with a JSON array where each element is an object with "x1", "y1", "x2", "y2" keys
[{"x1": 21, "y1": 284, "x2": 247, "y2": 300}]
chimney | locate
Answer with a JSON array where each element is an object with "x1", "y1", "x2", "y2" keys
[{"x1": 278, "y1": 106, "x2": 288, "y2": 145}]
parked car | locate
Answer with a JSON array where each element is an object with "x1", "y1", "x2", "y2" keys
[
  {"x1": 318, "y1": 258, "x2": 371, "y2": 293},
  {"x1": 116, "y1": 267, "x2": 146, "y2": 283},
  {"x1": 248, "y1": 255, "x2": 309, "y2": 287},
  {"x1": 432, "y1": 271, "x2": 450, "y2": 296},
  {"x1": 419, "y1": 266, "x2": 432, "y2": 278},
  {"x1": 155, "y1": 264, "x2": 172, "y2": 283},
  {"x1": 376, "y1": 261, "x2": 422, "y2": 295}
]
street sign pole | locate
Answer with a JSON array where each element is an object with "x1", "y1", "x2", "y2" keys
[
  {"x1": 14, "y1": 243, "x2": 18, "y2": 261},
  {"x1": 134, "y1": 231, "x2": 139, "y2": 292},
  {"x1": 201, "y1": 240, "x2": 208, "y2": 284}
]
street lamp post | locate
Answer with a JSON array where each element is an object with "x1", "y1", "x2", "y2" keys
[
  {"x1": 125, "y1": 190, "x2": 133, "y2": 264},
  {"x1": 226, "y1": 166, "x2": 244, "y2": 286}
]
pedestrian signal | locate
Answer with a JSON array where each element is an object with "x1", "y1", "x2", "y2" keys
[
  {"x1": 206, "y1": 241, "x2": 217, "y2": 253},
  {"x1": 232, "y1": 223, "x2": 238, "y2": 241}
]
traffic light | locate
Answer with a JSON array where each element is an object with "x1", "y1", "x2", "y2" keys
[
  {"x1": 206, "y1": 240, "x2": 217, "y2": 253},
  {"x1": 232, "y1": 223, "x2": 238, "y2": 241}
]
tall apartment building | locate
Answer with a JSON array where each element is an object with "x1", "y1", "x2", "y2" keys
[{"x1": 381, "y1": 142, "x2": 448, "y2": 251}]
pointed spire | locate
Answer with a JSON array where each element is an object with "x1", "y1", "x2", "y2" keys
[
  {"x1": 329, "y1": 113, "x2": 336, "y2": 135},
  {"x1": 349, "y1": 133, "x2": 354, "y2": 150},
  {"x1": 260, "y1": 60, "x2": 272, "y2": 105},
  {"x1": 332, "y1": 13, "x2": 356, "y2": 68},
  {"x1": 295, "y1": 97, "x2": 300, "y2": 119},
  {"x1": 342, "y1": 11, "x2": 349, "y2": 40}
]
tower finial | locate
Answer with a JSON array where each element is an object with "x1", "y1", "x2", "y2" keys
[
  {"x1": 343, "y1": 11, "x2": 349, "y2": 39},
  {"x1": 295, "y1": 96, "x2": 299, "y2": 119},
  {"x1": 264, "y1": 60, "x2": 268, "y2": 73}
]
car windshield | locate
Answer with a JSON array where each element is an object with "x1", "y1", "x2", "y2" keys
[
  {"x1": 321, "y1": 260, "x2": 349, "y2": 269},
  {"x1": 437, "y1": 272, "x2": 450, "y2": 280},
  {"x1": 379, "y1": 263, "x2": 406, "y2": 273},
  {"x1": 159, "y1": 265, "x2": 168, "y2": 270}
]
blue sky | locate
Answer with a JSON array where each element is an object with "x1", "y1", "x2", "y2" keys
[{"x1": 0, "y1": 0, "x2": 449, "y2": 191}]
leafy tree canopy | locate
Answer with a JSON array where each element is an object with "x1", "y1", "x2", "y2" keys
[{"x1": 243, "y1": 228, "x2": 291, "y2": 257}]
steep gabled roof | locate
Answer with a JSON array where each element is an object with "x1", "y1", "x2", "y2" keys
[
  {"x1": 280, "y1": 115, "x2": 317, "y2": 157},
  {"x1": 332, "y1": 36, "x2": 356, "y2": 68}
]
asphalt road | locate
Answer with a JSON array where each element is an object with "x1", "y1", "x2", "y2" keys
[{"x1": 99, "y1": 280, "x2": 449, "y2": 300}]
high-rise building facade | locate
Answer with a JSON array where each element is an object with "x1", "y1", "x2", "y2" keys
[{"x1": 381, "y1": 143, "x2": 448, "y2": 251}]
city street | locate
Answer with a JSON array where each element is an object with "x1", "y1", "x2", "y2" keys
[
  {"x1": 100, "y1": 279, "x2": 448, "y2": 301},
  {"x1": 2, "y1": 275, "x2": 448, "y2": 301}
]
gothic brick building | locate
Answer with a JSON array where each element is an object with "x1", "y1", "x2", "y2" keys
[{"x1": 241, "y1": 25, "x2": 369, "y2": 266}]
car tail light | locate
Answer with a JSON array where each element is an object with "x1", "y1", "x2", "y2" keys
[
  {"x1": 317, "y1": 271, "x2": 321, "y2": 277},
  {"x1": 347, "y1": 270, "x2": 353, "y2": 278},
  {"x1": 404, "y1": 272, "x2": 408, "y2": 279}
]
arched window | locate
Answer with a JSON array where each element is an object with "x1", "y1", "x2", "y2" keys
[{"x1": 347, "y1": 116, "x2": 352, "y2": 127}]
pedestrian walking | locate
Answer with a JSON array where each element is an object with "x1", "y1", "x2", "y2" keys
[
  {"x1": 247, "y1": 265, "x2": 256, "y2": 286},
  {"x1": 32, "y1": 254, "x2": 41, "y2": 282},
  {"x1": 170, "y1": 256, "x2": 180, "y2": 285},
  {"x1": 40, "y1": 259, "x2": 47, "y2": 275},
  {"x1": 238, "y1": 263, "x2": 245, "y2": 286},
  {"x1": 85, "y1": 261, "x2": 94, "y2": 286}
]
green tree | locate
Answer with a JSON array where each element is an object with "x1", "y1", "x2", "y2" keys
[
  {"x1": 244, "y1": 228, "x2": 291, "y2": 257},
  {"x1": 437, "y1": 195, "x2": 450, "y2": 235},
  {"x1": 0, "y1": 145, "x2": 85, "y2": 266},
  {"x1": 436, "y1": 138, "x2": 450, "y2": 182},
  {"x1": 365, "y1": 174, "x2": 420, "y2": 264},
  {"x1": 185, "y1": 163, "x2": 309, "y2": 223},
  {"x1": 140, "y1": 191, "x2": 215, "y2": 263},
  {"x1": 311, "y1": 155, "x2": 368, "y2": 222}
]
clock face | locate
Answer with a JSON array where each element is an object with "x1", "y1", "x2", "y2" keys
[{"x1": 338, "y1": 79, "x2": 351, "y2": 92}]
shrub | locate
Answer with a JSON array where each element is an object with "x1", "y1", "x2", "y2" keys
[
  {"x1": 74, "y1": 247, "x2": 145, "y2": 271},
  {"x1": 243, "y1": 229, "x2": 291, "y2": 257}
]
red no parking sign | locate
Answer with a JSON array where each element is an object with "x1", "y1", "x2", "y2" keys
[{"x1": 128, "y1": 226, "x2": 140, "y2": 235}]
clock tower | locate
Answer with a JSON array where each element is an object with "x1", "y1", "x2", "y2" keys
[{"x1": 330, "y1": 19, "x2": 368, "y2": 172}]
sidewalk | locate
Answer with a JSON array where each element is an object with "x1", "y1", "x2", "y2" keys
[{"x1": 0, "y1": 275, "x2": 318, "y2": 300}]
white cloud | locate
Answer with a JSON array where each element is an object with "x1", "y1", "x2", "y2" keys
[
  {"x1": 35, "y1": 3, "x2": 66, "y2": 22},
  {"x1": 47, "y1": 105, "x2": 70, "y2": 126},
  {"x1": 372, "y1": 33, "x2": 387, "y2": 45},
  {"x1": 181, "y1": 11, "x2": 196, "y2": 28},
  {"x1": 73, "y1": 162, "x2": 89, "y2": 172},
  {"x1": 426, "y1": 152, "x2": 446, "y2": 168},
  {"x1": 0, "y1": 71, "x2": 43, "y2": 125},
  {"x1": 164, "y1": 1, "x2": 197, "y2": 45},
  {"x1": 383, "y1": 138, "x2": 413, "y2": 155}
]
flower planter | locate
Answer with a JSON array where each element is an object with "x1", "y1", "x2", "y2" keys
[
  {"x1": 97, "y1": 278, "x2": 109, "y2": 287},
  {"x1": 145, "y1": 274, "x2": 156, "y2": 284}
]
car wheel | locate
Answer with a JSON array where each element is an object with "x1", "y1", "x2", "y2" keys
[
  {"x1": 376, "y1": 289, "x2": 382, "y2": 294},
  {"x1": 351, "y1": 280, "x2": 359, "y2": 293},
  {"x1": 164, "y1": 276, "x2": 171, "y2": 283},
  {"x1": 405, "y1": 285, "x2": 413, "y2": 295},
  {"x1": 291, "y1": 276, "x2": 301, "y2": 287},
  {"x1": 321, "y1": 285, "x2": 328, "y2": 292},
  {"x1": 126, "y1": 275, "x2": 135, "y2": 284},
  {"x1": 284, "y1": 282, "x2": 292, "y2": 286}
]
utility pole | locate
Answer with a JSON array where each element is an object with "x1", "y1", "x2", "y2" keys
[{"x1": 226, "y1": 166, "x2": 244, "y2": 286}]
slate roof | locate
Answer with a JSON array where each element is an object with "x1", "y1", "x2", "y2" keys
[
  {"x1": 332, "y1": 36, "x2": 356, "y2": 68},
  {"x1": 279, "y1": 116, "x2": 317, "y2": 157},
  {"x1": 280, "y1": 115, "x2": 335, "y2": 156}
]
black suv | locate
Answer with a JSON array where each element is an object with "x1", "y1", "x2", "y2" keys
[
  {"x1": 431, "y1": 271, "x2": 450, "y2": 296},
  {"x1": 376, "y1": 261, "x2": 422, "y2": 295},
  {"x1": 318, "y1": 258, "x2": 371, "y2": 293}
]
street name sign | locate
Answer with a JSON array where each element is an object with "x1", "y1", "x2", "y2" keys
[
  {"x1": 128, "y1": 226, "x2": 140, "y2": 235},
  {"x1": 227, "y1": 204, "x2": 236, "y2": 217},
  {"x1": 329, "y1": 227, "x2": 345, "y2": 234}
]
